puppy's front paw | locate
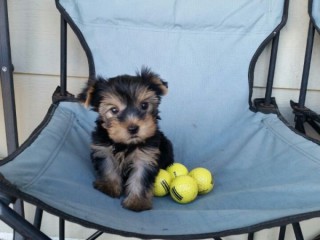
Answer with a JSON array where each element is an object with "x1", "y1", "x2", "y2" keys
[
  {"x1": 122, "y1": 194, "x2": 153, "y2": 212},
  {"x1": 93, "y1": 179, "x2": 122, "y2": 198}
]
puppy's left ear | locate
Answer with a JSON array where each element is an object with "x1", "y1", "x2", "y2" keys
[
  {"x1": 140, "y1": 67, "x2": 168, "y2": 96},
  {"x1": 150, "y1": 75, "x2": 168, "y2": 96}
]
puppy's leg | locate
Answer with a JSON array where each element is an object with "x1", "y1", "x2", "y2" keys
[
  {"x1": 122, "y1": 164, "x2": 157, "y2": 211},
  {"x1": 91, "y1": 145, "x2": 122, "y2": 198},
  {"x1": 122, "y1": 148, "x2": 159, "y2": 211}
]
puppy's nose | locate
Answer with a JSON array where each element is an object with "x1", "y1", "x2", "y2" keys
[{"x1": 128, "y1": 125, "x2": 139, "y2": 135}]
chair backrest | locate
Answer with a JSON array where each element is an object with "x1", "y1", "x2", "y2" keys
[{"x1": 56, "y1": 0, "x2": 287, "y2": 163}]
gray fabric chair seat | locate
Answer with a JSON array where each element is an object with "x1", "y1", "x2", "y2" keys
[{"x1": 1, "y1": 100, "x2": 320, "y2": 238}]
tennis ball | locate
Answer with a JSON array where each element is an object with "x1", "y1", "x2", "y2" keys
[
  {"x1": 189, "y1": 167, "x2": 214, "y2": 195},
  {"x1": 166, "y1": 163, "x2": 188, "y2": 179},
  {"x1": 170, "y1": 175, "x2": 198, "y2": 204},
  {"x1": 153, "y1": 169, "x2": 172, "y2": 197}
]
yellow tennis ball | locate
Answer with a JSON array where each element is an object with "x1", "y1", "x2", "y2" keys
[
  {"x1": 189, "y1": 167, "x2": 214, "y2": 195},
  {"x1": 170, "y1": 175, "x2": 198, "y2": 204},
  {"x1": 153, "y1": 169, "x2": 172, "y2": 197},
  {"x1": 166, "y1": 163, "x2": 188, "y2": 179}
]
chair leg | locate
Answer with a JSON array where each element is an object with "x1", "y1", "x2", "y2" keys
[
  {"x1": 248, "y1": 232, "x2": 254, "y2": 240},
  {"x1": 13, "y1": 200, "x2": 25, "y2": 240},
  {"x1": 59, "y1": 217, "x2": 65, "y2": 240},
  {"x1": 292, "y1": 222, "x2": 304, "y2": 240},
  {"x1": 278, "y1": 225, "x2": 286, "y2": 240},
  {"x1": 0, "y1": 201, "x2": 50, "y2": 239},
  {"x1": 87, "y1": 231, "x2": 103, "y2": 240},
  {"x1": 33, "y1": 207, "x2": 43, "y2": 229}
]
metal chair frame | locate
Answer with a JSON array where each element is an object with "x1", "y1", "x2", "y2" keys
[
  {"x1": 291, "y1": 16, "x2": 320, "y2": 136},
  {"x1": 0, "y1": 0, "x2": 316, "y2": 239}
]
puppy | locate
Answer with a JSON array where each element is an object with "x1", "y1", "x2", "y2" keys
[{"x1": 79, "y1": 68, "x2": 174, "y2": 211}]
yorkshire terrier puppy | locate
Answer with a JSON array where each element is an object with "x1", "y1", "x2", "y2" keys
[{"x1": 79, "y1": 68, "x2": 174, "y2": 211}]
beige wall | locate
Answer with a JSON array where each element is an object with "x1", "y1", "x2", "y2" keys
[{"x1": 1, "y1": 0, "x2": 320, "y2": 239}]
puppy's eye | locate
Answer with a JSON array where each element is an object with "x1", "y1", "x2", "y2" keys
[
  {"x1": 110, "y1": 107, "x2": 119, "y2": 115},
  {"x1": 141, "y1": 102, "x2": 149, "y2": 110}
]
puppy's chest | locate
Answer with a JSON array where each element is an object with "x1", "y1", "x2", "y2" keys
[
  {"x1": 112, "y1": 145, "x2": 159, "y2": 171},
  {"x1": 112, "y1": 149, "x2": 131, "y2": 171},
  {"x1": 112, "y1": 146, "x2": 141, "y2": 169},
  {"x1": 112, "y1": 146, "x2": 142, "y2": 180}
]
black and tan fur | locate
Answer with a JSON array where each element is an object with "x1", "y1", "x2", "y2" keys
[{"x1": 79, "y1": 68, "x2": 174, "y2": 211}]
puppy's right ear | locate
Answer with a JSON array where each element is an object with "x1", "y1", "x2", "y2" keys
[
  {"x1": 78, "y1": 77, "x2": 108, "y2": 111},
  {"x1": 78, "y1": 77, "x2": 96, "y2": 108}
]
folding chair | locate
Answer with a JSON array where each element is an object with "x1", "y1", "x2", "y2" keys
[
  {"x1": 291, "y1": 0, "x2": 320, "y2": 137},
  {"x1": 1, "y1": 0, "x2": 320, "y2": 239}
]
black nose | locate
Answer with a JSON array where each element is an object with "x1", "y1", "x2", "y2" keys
[{"x1": 128, "y1": 125, "x2": 139, "y2": 135}]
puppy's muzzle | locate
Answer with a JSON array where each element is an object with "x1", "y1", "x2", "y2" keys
[{"x1": 128, "y1": 124, "x2": 139, "y2": 135}]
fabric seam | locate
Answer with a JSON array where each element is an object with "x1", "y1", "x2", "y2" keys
[
  {"x1": 73, "y1": 19, "x2": 273, "y2": 36},
  {"x1": 20, "y1": 108, "x2": 76, "y2": 190},
  {"x1": 263, "y1": 117, "x2": 320, "y2": 165}
]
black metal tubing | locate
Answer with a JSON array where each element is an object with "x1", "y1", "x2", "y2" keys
[
  {"x1": 292, "y1": 222, "x2": 304, "y2": 240},
  {"x1": 278, "y1": 226, "x2": 286, "y2": 240},
  {"x1": 13, "y1": 200, "x2": 25, "y2": 240},
  {"x1": 294, "y1": 115, "x2": 307, "y2": 134},
  {"x1": 306, "y1": 117, "x2": 320, "y2": 134},
  {"x1": 33, "y1": 207, "x2": 43, "y2": 229},
  {"x1": 264, "y1": 32, "x2": 280, "y2": 106},
  {"x1": 87, "y1": 231, "x2": 103, "y2": 240},
  {"x1": 292, "y1": 19, "x2": 320, "y2": 135},
  {"x1": 298, "y1": 20, "x2": 316, "y2": 108},
  {"x1": 0, "y1": 201, "x2": 51, "y2": 240},
  {"x1": 0, "y1": 1, "x2": 27, "y2": 239},
  {"x1": 0, "y1": 0, "x2": 316, "y2": 239},
  {"x1": 248, "y1": 0, "x2": 289, "y2": 110},
  {"x1": 248, "y1": 232, "x2": 254, "y2": 240},
  {"x1": 0, "y1": 0, "x2": 18, "y2": 154},
  {"x1": 59, "y1": 15, "x2": 68, "y2": 240},
  {"x1": 253, "y1": 33, "x2": 281, "y2": 112},
  {"x1": 59, "y1": 218, "x2": 65, "y2": 240},
  {"x1": 60, "y1": 16, "x2": 67, "y2": 96}
]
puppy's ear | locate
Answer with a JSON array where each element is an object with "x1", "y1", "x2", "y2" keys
[
  {"x1": 139, "y1": 67, "x2": 168, "y2": 96},
  {"x1": 78, "y1": 77, "x2": 106, "y2": 109},
  {"x1": 78, "y1": 77, "x2": 96, "y2": 108},
  {"x1": 150, "y1": 74, "x2": 168, "y2": 96}
]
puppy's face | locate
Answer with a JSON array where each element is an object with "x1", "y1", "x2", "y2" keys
[
  {"x1": 98, "y1": 82, "x2": 160, "y2": 145},
  {"x1": 83, "y1": 69, "x2": 168, "y2": 145}
]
